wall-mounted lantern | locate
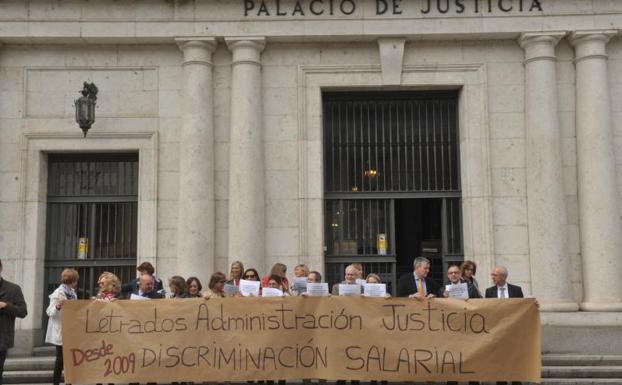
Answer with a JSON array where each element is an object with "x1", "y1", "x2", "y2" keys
[{"x1": 74, "y1": 82, "x2": 98, "y2": 137}]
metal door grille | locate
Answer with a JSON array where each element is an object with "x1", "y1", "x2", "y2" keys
[
  {"x1": 323, "y1": 91, "x2": 463, "y2": 294},
  {"x1": 325, "y1": 199, "x2": 391, "y2": 256},
  {"x1": 43, "y1": 153, "x2": 138, "y2": 328},
  {"x1": 324, "y1": 92, "x2": 459, "y2": 194}
]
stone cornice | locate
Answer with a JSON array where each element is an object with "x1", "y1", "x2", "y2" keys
[{"x1": 0, "y1": 17, "x2": 619, "y2": 45}]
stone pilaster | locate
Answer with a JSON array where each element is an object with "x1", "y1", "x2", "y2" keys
[
  {"x1": 570, "y1": 30, "x2": 622, "y2": 311},
  {"x1": 175, "y1": 37, "x2": 217, "y2": 279},
  {"x1": 519, "y1": 32, "x2": 578, "y2": 311},
  {"x1": 225, "y1": 37, "x2": 266, "y2": 271}
]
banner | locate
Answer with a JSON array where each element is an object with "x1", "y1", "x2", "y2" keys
[{"x1": 62, "y1": 297, "x2": 540, "y2": 383}]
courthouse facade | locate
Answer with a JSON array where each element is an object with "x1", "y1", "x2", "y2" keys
[{"x1": 0, "y1": 0, "x2": 621, "y2": 354}]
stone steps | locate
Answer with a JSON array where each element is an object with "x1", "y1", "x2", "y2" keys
[
  {"x1": 543, "y1": 366, "x2": 622, "y2": 378},
  {"x1": 1, "y1": 370, "x2": 55, "y2": 384},
  {"x1": 543, "y1": 355, "x2": 622, "y2": 366}
]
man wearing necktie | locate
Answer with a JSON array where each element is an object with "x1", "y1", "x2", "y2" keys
[
  {"x1": 485, "y1": 265, "x2": 524, "y2": 385},
  {"x1": 397, "y1": 256, "x2": 440, "y2": 299},
  {"x1": 131, "y1": 274, "x2": 164, "y2": 299}
]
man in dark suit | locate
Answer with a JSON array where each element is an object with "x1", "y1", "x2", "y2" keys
[
  {"x1": 443, "y1": 264, "x2": 482, "y2": 299},
  {"x1": 485, "y1": 265, "x2": 524, "y2": 299},
  {"x1": 122, "y1": 261, "x2": 164, "y2": 297},
  {"x1": 131, "y1": 274, "x2": 164, "y2": 299},
  {"x1": 0, "y1": 259, "x2": 28, "y2": 385},
  {"x1": 397, "y1": 256, "x2": 440, "y2": 298},
  {"x1": 485, "y1": 265, "x2": 523, "y2": 385}
]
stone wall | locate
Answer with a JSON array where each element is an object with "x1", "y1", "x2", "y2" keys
[{"x1": 1, "y1": 0, "x2": 621, "y2": 353}]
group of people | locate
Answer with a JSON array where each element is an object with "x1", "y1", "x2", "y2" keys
[{"x1": 0, "y1": 256, "x2": 526, "y2": 385}]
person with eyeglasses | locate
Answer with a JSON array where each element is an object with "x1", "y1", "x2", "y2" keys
[
  {"x1": 94, "y1": 271, "x2": 121, "y2": 301},
  {"x1": 203, "y1": 272, "x2": 227, "y2": 299},
  {"x1": 485, "y1": 266, "x2": 524, "y2": 385},
  {"x1": 443, "y1": 265, "x2": 481, "y2": 299},
  {"x1": 460, "y1": 260, "x2": 481, "y2": 297},
  {"x1": 243, "y1": 268, "x2": 260, "y2": 281}
]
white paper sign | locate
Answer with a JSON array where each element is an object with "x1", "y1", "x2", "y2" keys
[
  {"x1": 363, "y1": 283, "x2": 387, "y2": 297},
  {"x1": 338, "y1": 284, "x2": 362, "y2": 296},
  {"x1": 239, "y1": 279, "x2": 261, "y2": 297},
  {"x1": 445, "y1": 282, "x2": 469, "y2": 299},
  {"x1": 223, "y1": 283, "x2": 239, "y2": 297},
  {"x1": 129, "y1": 294, "x2": 150, "y2": 301},
  {"x1": 355, "y1": 279, "x2": 367, "y2": 286},
  {"x1": 292, "y1": 277, "x2": 308, "y2": 294},
  {"x1": 262, "y1": 288, "x2": 284, "y2": 297},
  {"x1": 305, "y1": 283, "x2": 329, "y2": 296}
]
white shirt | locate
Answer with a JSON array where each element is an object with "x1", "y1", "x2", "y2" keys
[{"x1": 497, "y1": 284, "x2": 509, "y2": 298}]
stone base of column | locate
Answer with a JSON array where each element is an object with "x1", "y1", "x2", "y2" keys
[
  {"x1": 539, "y1": 301, "x2": 579, "y2": 312},
  {"x1": 580, "y1": 302, "x2": 622, "y2": 312}
]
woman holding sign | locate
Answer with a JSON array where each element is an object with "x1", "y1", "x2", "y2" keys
[{"x1": 45, "y1": 268, "x2": 79, "y2": 385}]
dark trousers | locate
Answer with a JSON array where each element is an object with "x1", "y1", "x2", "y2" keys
[
  {"x1": 0, "y1": 350, "x2": 7, "y2": 385},
  {"x1": 53, "y1": 345, "x2": 64, "y2": 385},
  {"x1": 497, "y1": 382, "x2": 522, "y2": 385}
]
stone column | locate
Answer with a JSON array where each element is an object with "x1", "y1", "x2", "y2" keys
[
  {"x1": 519, "y1": 32, "x2": 578, "y2": 311},
  {"x1": 570, "y1": 30, "x2": 622, "y2": 311},
  {"x1": 175, "y1": 37, "x2": 217, "y2": 279},
  {"x1": 225, "y1": 38, "x2": 266, "y2": 271}
]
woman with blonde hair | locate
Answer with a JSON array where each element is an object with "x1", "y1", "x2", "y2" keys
[
  {"x1": 46, "y1": 268, "x2": 79, "y2": 385},
  {"x1": 291, "y1": 264, "x2": 310, "y2": 296},
  {"x1": 95, "y1": 271, "x2": 121, "y2": 301},
  {"x1": 228, "y1": 260, "x2": 245, "y2": 287},
  {"x1": 293, "y1": 264, "x2": 309, "y2": 278}
]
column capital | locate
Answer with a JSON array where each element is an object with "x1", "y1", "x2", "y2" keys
[
  {"x1": 225, "y1": 37, "x2": 266, "y2": 65},
  {"x1": 569, "y1": 30, "x2": 618, "y2": 62},
  {"x1": 175, "y1": 37, "x2": 217, "y2": 66},
  {"x1": 519, "y1": 32, "x2": 566, "y2": 63}
]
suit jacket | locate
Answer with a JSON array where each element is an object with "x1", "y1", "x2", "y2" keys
[
  {"x1": 485, "y1": 283, "x2": 524, "y2": 298},
  {"x1": 397, "y1": 273, "x2": 440, "y2": 298},
  {"x1": 460, "y1": 278, "x2": 482, "y2": 299},
  {"x1": 131, "y1": 289, "x2": 164, "y2": 299},
  {"x1": 122, "y1": 275, "x2": 164, "y2": 295},
  {"x1": 0, "y1": 278, "x2": 28, "y2": 351}
]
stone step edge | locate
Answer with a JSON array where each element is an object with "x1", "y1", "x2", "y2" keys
[
  {"x1": 543, "y1": 355, "x2": 622, "y2": 366},
  {"x1": 541, "y1": 379, "x2": 622, "y2": 384}
]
